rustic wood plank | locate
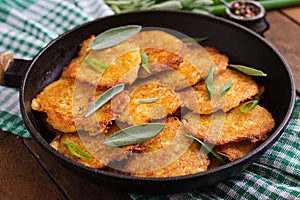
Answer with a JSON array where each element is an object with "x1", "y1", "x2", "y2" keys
[
  {"x1": 0, "y1": 134, "x2": 65, "y2": 200},
  {"x1": 265, "y1": 11, "x2": 300, "y2": 91},
  {"x1": 0, "y1": 130, "x2": 9, "y2": 140},
  {"x1": 23, "y1": 138, "x2": 130, "y2": 200},
  {"x1": 281, "y1": 7, "x2": 300, "y2": 24}
]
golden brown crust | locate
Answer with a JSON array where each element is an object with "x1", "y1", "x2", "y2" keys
[
  {"x1": 126, "y1": 117, "x2": 210, "y2": 177},
  {"x1": 182, "y1": 105, "x2": 275, "y2": 145},
  {"x1": 214, "y1": 140, "x2": 257, "y2": 161},
  {"x1": 112, "y1": 80, "x2": 181, "y2": 125},
  {"x1": 179, "y1": 68, "x2": 259, "y2": 114},
  {"x1": 66, "y1": 36, "x2": 141, "y2": 87},
  {"x1": 150, "y1": 46, "x2": 228, "y2": 91},
  {"x1": 31, "y1": 78, "x2": 115, "y2": 134},
  {"x1": 128, "y1": 31, "x2": 185, "y2": 77}
]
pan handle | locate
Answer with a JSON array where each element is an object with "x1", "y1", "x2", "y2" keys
[{"x1": 0, "y1": 52, "x2": 31, "y2": 88}]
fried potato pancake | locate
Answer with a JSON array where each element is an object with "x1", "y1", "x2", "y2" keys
[
  {"x1": 214, "y1": 140, "x2": 256, "y2": 161},
  {"x1": 182, "y1": 105, "x2": 275, "y2": 145},
  {"x1": 128, "y1": 31, "x2": 184, "y2": 77},
  {"x1": 179, "y1": 68, "x2": 259, "y2": 114},
  {"x1": 50, "y1": 124, "x2": 135, "y2": 169},
  {"x1": 125, "y1": 117, "x2": 210, "y2": 177},
  {"x1": 111, "y1": 79, "x2": 181, "y2": 125},
  {"x1": 66, "y1": 36, "x2": 141, "y2": 87},
  {"x1": 152, "y1": 46, "x2": 228, "y2": 91},
  {"x1": 31, "y1": 78, "x2": 115, "y2": 134}
]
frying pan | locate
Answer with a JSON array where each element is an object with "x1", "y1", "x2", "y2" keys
[{"x1": 4, "y1": 10, "x2": 295, "y2": 194}]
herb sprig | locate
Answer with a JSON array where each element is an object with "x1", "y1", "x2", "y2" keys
[
  {"x1": 88, "y1": 25, "x2": 141, "y2": 50},
  {"x1": 85, "y1": 84, "x2": 125, "y2": 117},
  {"x1": 104, "y1": 123, "x2": 165, "y2": 146}
]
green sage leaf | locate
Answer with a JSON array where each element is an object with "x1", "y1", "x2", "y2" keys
[
  {"x1": 205, "y1": 65, "x2": 214, "y2": 99},
  {"x1": 141, "y1": 51, "x2": 150, "y2": 73},
  {"x1": 240, "y1": 100, "x2": 259, "y2": 113},
  {"x1": 229, "y1": 64, "x2": 267, "y2": 76},
  {"x1": 88, "y1": 25, "x2": 142, "y2": 50},
  {"x1": 84, "y1": 57, "x2": 107, "y2": 72},
  {"x1": 104, "y1": 123, "x2": 165, "y2": 146},
  {"x1": 220, "y1": 80, "x2": 232, "y2": 97},
  {"x1": 184, "y1": 133, "x2": 226, "y2": 164},
  {"x1": 181, "y1": 37, "x2": 208, "y2": 43},
  {"x1": 85, "y1": 84, "x2": 125, "y2": 117},
  {"x1": 62, "y1": 142, "x2": 91, "y2": 159}
]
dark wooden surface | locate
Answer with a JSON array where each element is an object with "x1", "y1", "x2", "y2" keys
[{"x1": 1, "y1": 7, "x2": 299, "y2": 200}]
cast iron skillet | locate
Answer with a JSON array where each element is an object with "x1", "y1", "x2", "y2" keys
[{"x1": 6, "y1": 10, "x2": 295, "y2": 194}]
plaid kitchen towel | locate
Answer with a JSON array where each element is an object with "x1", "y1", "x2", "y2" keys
[{"x1": 0, "y1": 1, "x2": 299, "y2": 199}]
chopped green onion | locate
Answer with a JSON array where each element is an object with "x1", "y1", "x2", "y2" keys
[
  {"x1": 62, "y1": 142, "x2": 91, "y2": 159},
  {"x1": 240, "y1": 100, "x2": 259, "y2": 113},
  {"x1": 141, "y1": 51, "x2": 150, "y2": 73},
  {"x1": 184, "y1": 133, "x2": 226, "y2": 164},
  {"x1": 84, "y1": 57, "x2": 107, "y2": 72},
  {"x1": 220, "y1": 80, "x2": 232, "y2": 97},
  {"x1": 205, "y1": 65, "x2": 214, "y2": 99}
]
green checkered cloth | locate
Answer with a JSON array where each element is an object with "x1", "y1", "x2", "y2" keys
[{"x1": 0, "y1": 1, "x2": 299, "y2": 199}]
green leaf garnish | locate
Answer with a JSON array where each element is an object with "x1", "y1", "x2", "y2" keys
[
  {"x1": 137, "y1": 87, "x2": 166, "y2": 104},
  {"x1": 229, "y1": 64, "x2": 267, "y2": 76},
  {"x1": 220, "y1": 80, "x2": 232, "y2": 97},
  {"x1": 62, "y1": 142, "x2": 91, "y2": 159},
  {"x1": 84, "y1": 57, "x2": 107, "y2": 72},
  {"x1": 137, "y1": 97, "x2": 159, "y2": 103},
  {"x1": 184, "y1": 134, "x2": 226, "y2": 164},
  {"x1": 88, "y1": 25, "x2": 142, "y2": 50},
  {"x1": 85, "y1": 84, "x2": 125, "y2": 117},
  {"x1": 181, "y1": 37, "x2": 208, "y2": 43},
  {"x1": 104, "y1": 123, "x2": 165, "y2": 146},
  {"x1": 240, "y1": 100, "x2": 259, "y2": 113},
  {"x1": 141, "y1": 51, "x2": 150, "y2": 73},
  {"x1": 205, "y1": 65, "x2": 214, "y2": 99}
]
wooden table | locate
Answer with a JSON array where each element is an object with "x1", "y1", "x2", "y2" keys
[{"x1": 1, "y1": 7, "x2": 299, "y2": 200}]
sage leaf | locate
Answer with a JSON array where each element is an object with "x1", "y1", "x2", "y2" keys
[
  {"x1": 229, "y1": 64, "x2": 267, "y2": 76},
  {"x1": 104, "y1": 123, "x2": 165, "y2": 146},
  {"x1": 220, "y1": 80, "x2": 232, "y2": 97},
  {"x1": 88, "y1": 25, "x2": 142, "y2": 50},
  {"x1": 84, "y1": 57, "x2": 107, "y2": 72},
  {"x1": 240, "y1": 100, "x2": 259, "y2": 113},
  {"x1": 141, "y1": 51, "x2": 150, "y2": 73},
  {"x1": 85, "y1": 84, "x2": 125, "y2": 117},
  {"x1": 181, "y1": 37, "x2": 208, "y2": 43},
  {"x1": 62, "y1": 142, "x2": 91, "y2": 159},
  {"x1": 205, "y1": 65, "x2": 214, "y2": 99},
  {"x1": 184, "y1": 134, "x2": 226, "y2": 164}
]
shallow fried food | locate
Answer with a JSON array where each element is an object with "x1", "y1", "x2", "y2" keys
[
  {"x1": 31, "y1": 78, "x2": 115, "y2": 134},
  {"x1": 66, "y1": 36, "x2": 141, "y2": 87},
  {"x1": 214, "y1": 140, "x2": 257, "y2": 161},
  {"x1": 111, "y1": 79, "x2": 181, "y2": 125},
  {"x1": 50, "y1": 123, "x2": 136, "y2": 169},
  {"x1": 128, "y1": 30, "x2": 185, "y2": 77},
  {"x1": 125, "y1": 117, "x2": 210, "y2": 177},
  {"x1": 152, "y1": 45, "x2": 228, "y2": 91},
  {"x1": 182, "y1": 104, "x2": 275, "y2": 145},
  {"x1": 179, "y1": 68, "x2": 259, "y2": 114}
]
